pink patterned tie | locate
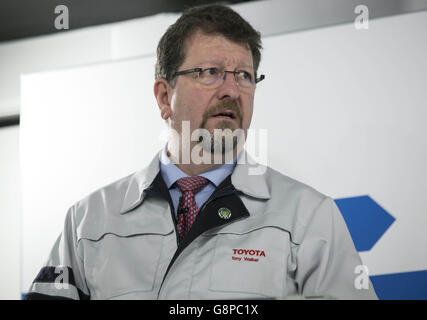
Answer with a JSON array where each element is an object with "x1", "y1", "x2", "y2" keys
[{"x1": 176, "y1": 176, "x2": 209, "y2": 241}]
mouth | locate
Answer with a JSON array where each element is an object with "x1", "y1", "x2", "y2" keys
[{"x1": 210, "y1": 110, "x2": 237, "y2": 120}]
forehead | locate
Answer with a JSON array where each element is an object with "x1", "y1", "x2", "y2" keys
[{"x1": 182, "y1": 30, "x2": 253, "y2": 68}]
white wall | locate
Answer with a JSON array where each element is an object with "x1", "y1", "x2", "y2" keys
[
  {"x1": 254, "y1": 13, "x2": 427, "y2": 275},
  {"x1": 0, "y1": 126, "x2": 21, "y2": 299},
  {"x1": 4, "y1": 0, "x2": 427, "y2": 116}
]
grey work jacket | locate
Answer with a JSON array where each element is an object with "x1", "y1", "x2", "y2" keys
[{"x1": 26, "y1": 151, "x2": 378, "y2": 300}]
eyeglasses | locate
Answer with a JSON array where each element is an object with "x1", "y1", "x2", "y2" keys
[{"x1": 172, "y1": 67, "x2": 265, "y2": 89}]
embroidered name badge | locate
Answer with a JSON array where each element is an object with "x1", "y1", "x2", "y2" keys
[{"x1": 231, "y1": 248, "x2": 266, "y2": 262}]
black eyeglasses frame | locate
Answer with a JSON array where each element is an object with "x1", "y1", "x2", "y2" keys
[{"x1": 172, "y1": 68, "x2": 265, "y2": 85}]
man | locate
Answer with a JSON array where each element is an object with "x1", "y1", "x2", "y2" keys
[{"x1": 25, "y1": 4, "x2": 377, "y2": 300}]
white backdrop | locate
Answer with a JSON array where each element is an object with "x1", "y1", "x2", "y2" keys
[{"x1": 20, "y1": 11, "x2": 427, "y2": 294}]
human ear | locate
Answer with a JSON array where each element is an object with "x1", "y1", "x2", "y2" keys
[{"x1": 153, "y1": 78, "x2": 172, "y2": 120}]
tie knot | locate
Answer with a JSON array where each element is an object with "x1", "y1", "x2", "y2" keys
[{"x1": 176, "y1": 176, "x2": 208, "y2": 194}]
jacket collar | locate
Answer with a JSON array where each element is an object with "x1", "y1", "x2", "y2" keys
[
  {"x1": 119, "y1": 152, "x2": 161, "y2": 214},
  {"x1": 120, "y1": 149, "x2": 271, "y2": 215},
  {"x1": 231, "y1": 150, "x2": 270, "y2": 200}
]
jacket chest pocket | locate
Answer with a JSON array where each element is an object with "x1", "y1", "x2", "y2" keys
[
  {"x1": 78, "y1": 224, "x2": 173, "y2": 299},
  {"x1": 208, "y1": 226, "x2": 291, "y2": 299}
]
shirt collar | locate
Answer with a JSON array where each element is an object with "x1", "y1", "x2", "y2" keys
[
  {"x1": 159, "y1": 145, "x2": 236, "y2": 189},
  {"x1": 159, "y1": 146, "x2": 186, "y2": 189},
  {"x1": 120, "y1": 148, "x2": 270, "y2": 214}
]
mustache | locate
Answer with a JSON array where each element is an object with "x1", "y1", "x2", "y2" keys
[{"x1": 201, "y1": 99, "x2": 242, "y2": 124}]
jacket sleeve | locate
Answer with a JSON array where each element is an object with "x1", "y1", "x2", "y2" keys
[
  {"x1": 24, "y1": 206, "x2": 90, "y2": 300},
  {"x1": 294, "y1": 197, "x2": 378, "y2": 300}
]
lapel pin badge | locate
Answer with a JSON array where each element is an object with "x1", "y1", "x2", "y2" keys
[{"x1": 218, "y1": 207, "x2": 232, "y2": 220}]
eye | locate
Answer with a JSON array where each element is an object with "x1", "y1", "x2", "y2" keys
[
  {"x1": 237, "y1": 71, "x2": 253, "y2": 82},
  {"x1": 200, "y1": 67, "x2": 219, "y2": 77}
]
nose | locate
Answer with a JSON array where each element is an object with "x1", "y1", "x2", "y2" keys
[{"x1": 217, "y1": 71, "x2": 240, "y2": 101}]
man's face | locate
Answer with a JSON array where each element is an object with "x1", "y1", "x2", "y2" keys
[{"x1": 167, "y1": 31, "x2": 255, "y2": 143}]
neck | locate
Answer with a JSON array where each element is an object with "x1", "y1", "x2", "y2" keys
[
  {"x1": 175, "y1": 162, "x2": 222, "y2": 176},
  {"x1": 167, "y1": 140, "x2": 237, "y2": 176}
]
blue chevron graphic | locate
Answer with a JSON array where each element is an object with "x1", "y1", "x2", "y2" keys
[
  {"x1": 334, "y1": 195, "x2": 395, "y2": 252},
  {"x1": 333, "y1": 195, "x2": 427, "y2": 300},
  {"x1": 370, "y1": 270, "x2": 427, "y2": 300}
]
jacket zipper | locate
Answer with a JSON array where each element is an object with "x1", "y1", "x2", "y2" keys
[{"x1": 157, "y1": 185, "x2": 236, "y2": 299}]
